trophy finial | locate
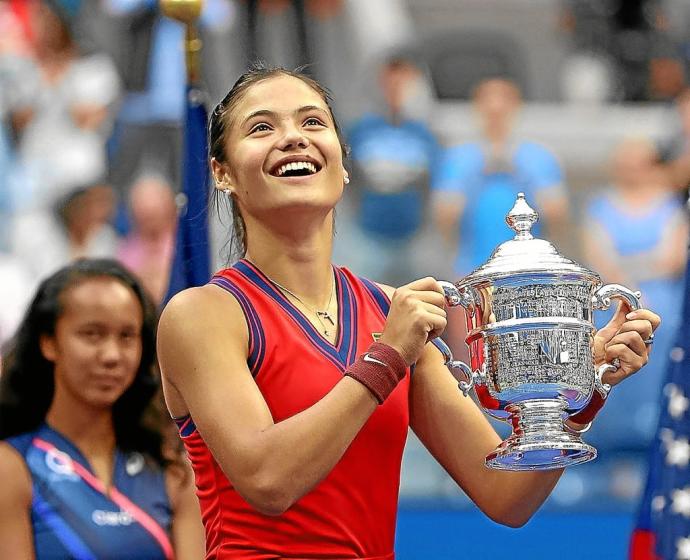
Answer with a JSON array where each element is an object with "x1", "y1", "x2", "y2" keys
[
  {"x1": 506, "y1": 192, "x2": 539, "y2": 240},
  {"x1": 160, "y1": 0, "x2": 203, "y2": 24},
  {"x1": 159, "y1": 0, "x2": 204, "y2": 84}
]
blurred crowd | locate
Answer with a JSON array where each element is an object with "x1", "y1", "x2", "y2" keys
[{"x1": 0, "y1": 0, "x2": 689, "y2": 514}]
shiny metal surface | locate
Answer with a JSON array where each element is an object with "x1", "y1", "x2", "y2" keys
[{"x1": 439, "y1": 193, "x2": 641, "y2": 470}]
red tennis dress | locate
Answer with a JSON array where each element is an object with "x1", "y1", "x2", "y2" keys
[{"x1": 176, "y1": 259, "x2": 410, "y2": 559}]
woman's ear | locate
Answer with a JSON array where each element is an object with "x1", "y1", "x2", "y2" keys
[
  {"x1": 211, "y1": 158, "x2": 235, "y2": 193},
  {"x1": 39, "y1": 334, "x2": 57, "y2": 363}
]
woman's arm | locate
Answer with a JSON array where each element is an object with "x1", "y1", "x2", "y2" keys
[
  {"x1": 366, "y1": 282, "x2": 558, "y2": 527},
  {"x1": 409, "y1": 345, "x2": 562, "y2": 528},
  {"x1": 0, "y1": 442, "x2": 34, "y2": 559},
  {"x1": 158, "y1": 285, "x2": 377, "y2": 515},
  {"x1": 157, "y1": 279, "x2": 445, "y2": 516},
  {"x1": 165, "y1": 462, "x2": 205, "y2": 560}
]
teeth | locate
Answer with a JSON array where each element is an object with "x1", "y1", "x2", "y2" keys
[{"x1": 276, "y1": 161, "x2": 317, "y2": 176}]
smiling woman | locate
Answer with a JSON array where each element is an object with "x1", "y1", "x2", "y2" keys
[
  {"x1": 157, "y1": 64, "x2": 660, "y2": 560},
  {"x1": 0, "y1": 259, "x2": 204, "y2": 560},
  {"x1": 207, "y1": 65, "x2": 349, "y2": 261}
]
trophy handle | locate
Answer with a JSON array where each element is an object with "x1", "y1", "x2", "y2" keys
[
  {"x1": 595, "y1": 363, "x2": 616, "y2": 397},
  {"x1": 438, "y1": 281, "x2": 474, "y2": 309},
  {"x1": 591, "y1": 283, "x2": 642, "y2": 389},
  {"x1": 432, "y1": 338, "x2": 475, "y2": 397},
  {"x1": 592, "y1": 283, "x2": 641, "y2": 313}
]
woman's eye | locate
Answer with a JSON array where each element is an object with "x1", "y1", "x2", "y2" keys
[
  {"x1": 80, "y1": 330, "x2": 100, "y2": 340},
  {"x1": 304, "y1": 117, "x2": 324, "y2": 127},
  {"x1": 250, "y1": 123, "x2": 271, "y2": 134}
]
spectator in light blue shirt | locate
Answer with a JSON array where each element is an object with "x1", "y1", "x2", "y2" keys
[
  {"x1": 334, "y1": 55, "x2": 439, "y2": 286},
  {"x1": 432, "y1": 78, "x2": 568, "y2": 276},
  {"x1": 582, "y1": 137, "x2": 688, "y2": 451}
]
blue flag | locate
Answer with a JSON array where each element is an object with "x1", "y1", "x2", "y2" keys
[
  {"x1": 164, "y1": 86, "x2": 212, "y2": 303},
  {"x1": 631, "y1": 238, "x2": 690, "y2": 559}
]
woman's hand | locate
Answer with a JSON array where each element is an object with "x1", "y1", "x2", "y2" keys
[
  {"x1": 379, "y1": 277, "x2": 447, "y2": 365},
  {"x1": 593, "y1": 303, "x2": 661, "y2": 387}
]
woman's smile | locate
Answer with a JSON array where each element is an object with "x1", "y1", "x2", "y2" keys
[{"x1": 268, "y1": 154, "x2": 323, "y2": 180}]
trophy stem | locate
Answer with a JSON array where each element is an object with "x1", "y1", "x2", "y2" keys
[{"x1": 486, "y1": 399, "x2": 596, "y2": 471}]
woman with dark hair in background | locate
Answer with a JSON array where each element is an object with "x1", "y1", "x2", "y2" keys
[
  {"x1": 158, "y1": 64, "x2": 660, "y2": 559},
  {"x1": 0, "y1": 259, "x2": 204, "y2": 559}
]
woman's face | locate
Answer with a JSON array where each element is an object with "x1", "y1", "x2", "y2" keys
[
  {"x1": 41, "y1": 277, "x2": 144, "y2": 410},
  {"x1": 474, "y1": 79, "x2": 521, "y2": 127},
  {"x1": 380, "y1": 62, "x2": 422, "y2": 114},
  {"x1": 215, "y1": 74, "x2": 346, "y2": 220}
]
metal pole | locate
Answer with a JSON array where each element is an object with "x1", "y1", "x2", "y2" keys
[{"x1": 159, "y1": 0, "x2": 204, "y2": 84}]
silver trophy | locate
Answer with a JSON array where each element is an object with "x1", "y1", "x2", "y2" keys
[{"x1": 438, "y1": 193, "x2": 641, "y2": 471}]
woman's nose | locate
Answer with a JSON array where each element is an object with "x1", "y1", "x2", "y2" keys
[
  {"x1": 99, "y1": 337, "x2": 122, "y2": 365},
  {"x1": 278, "y1": 125, "x2": 310, "y2": 150}
]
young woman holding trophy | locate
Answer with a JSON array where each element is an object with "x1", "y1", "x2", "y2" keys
[{"x1": 157, "y1": 65, "x2": 660, "y2": 559}]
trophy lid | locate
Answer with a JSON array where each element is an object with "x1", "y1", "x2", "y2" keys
[{"x1": 460, "y1": 193, "x2": 600, "y2": 285}]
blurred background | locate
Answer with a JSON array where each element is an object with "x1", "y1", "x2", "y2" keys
[{"x1": 0, "y1": 0, "x2": 688, "y2": 557}]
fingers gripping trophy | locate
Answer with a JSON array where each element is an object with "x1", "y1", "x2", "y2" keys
[{"x1": 437, "y1": 193, "x2": 641, "y2": 471}]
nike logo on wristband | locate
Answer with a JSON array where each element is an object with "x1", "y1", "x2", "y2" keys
[{"x1": 363, "y1": 353, "x2": 388, "y2": 367}]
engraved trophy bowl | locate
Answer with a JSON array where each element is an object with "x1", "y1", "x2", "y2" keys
[{"x1": 436, "y1": 193, "x2": 641, "y2": 471}]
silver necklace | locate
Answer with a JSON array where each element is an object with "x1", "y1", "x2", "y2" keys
[{"x1": 271, "y1": 275, "x2": 336, "y2": 337}]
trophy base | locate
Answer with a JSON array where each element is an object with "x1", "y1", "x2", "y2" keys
[{"x1": 485, "y1": 399, "x2": 597, "y2": 471}]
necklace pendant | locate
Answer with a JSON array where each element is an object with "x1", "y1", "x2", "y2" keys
[{"x1": 317, "y1": 311, "x2": 335, "y2": 325}]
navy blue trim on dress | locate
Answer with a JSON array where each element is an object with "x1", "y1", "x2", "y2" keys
[
  {"x1": 234, "y1": 260, "x2": 343, "y2": 371},
  {"x1": 336, "y1": 268, "x2": 359, "y2": 367},
  {"x1": 335, "y1": 267, "x2": 359, "y2": 367},
  {"x1": 173, "y1": 415, "x2": 197, "y2": 438},
  {"x1": 233, "y1": 260, "x2": 357, "y2": 371},
  {"x1": 359, "y1": 276, "x2": 390, "y2": 319},
  {"x1": 210, "y1": 276, "x2": 266, "y2": 376}
]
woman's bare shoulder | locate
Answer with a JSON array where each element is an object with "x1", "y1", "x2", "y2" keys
[
  {"x1": 159, "y1": 284, "x2": 247, "y2": 338},
  {"x1": 161, "y1": 283, "x2": 242, "y2": 318},
  {"x1": 157, "y1": 283, "x2": 252, "y2": 392},
  {"x1": 0, "y1": 442, "x2": 32, "y2": 504}
]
